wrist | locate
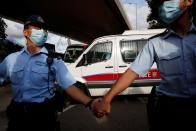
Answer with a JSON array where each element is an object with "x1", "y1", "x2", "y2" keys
[
  {"x1": 85, "y1": 99, "x2": 94, "y2": 109},
  {"x1": 104, "y1": 94, "x2": 112, "y2": 104}
]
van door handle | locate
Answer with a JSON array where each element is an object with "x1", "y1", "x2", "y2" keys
[
  {"x1": 105, "y1": 66, "x2": 113, "y2": 68},
  {"x1": 119, "y1": 65, "x2": 127, "y2": 68}
]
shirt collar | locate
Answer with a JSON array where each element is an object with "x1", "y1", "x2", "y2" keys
[
  {"x1": 162, "y1": 22, "x2": 196, "y2": 39},
  {"x1": 24, "y1": 46, "x2": 48, "y2": 55},
  {"x1": 161, "y1": 28, "x2": 173, "y2": 39},
  {"x1": 189, "y1": 22, "x2": 196, "y2": 32},
  {"x1": 39, "y1": 47, "x2": 48, "y2": 54}
]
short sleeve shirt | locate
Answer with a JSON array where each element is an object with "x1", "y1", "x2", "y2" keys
[
  {"x1": 130, "y1": 23, "x2": 196, "y2": 98},
  {"x1": 0, "y1": 47, "x2": 76, "y2": 102}
]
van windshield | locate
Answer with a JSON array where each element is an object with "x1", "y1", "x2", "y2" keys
[{"x1": 64, "y1": 46, "x2": 86, "y2": 63}]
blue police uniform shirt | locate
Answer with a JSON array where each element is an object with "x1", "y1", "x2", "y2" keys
[
  {"x1": 130, "y1": 23, "x2": 196, "y2": 98},
  {"x1": 0, "y1": 47, "x2": 76, "y2": 102}
]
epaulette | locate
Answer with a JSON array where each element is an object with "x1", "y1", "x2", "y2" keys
[{"x1": 148, "y1": 29, "x2": 168, "y2": 40}]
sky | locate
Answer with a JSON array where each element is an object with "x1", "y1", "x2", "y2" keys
[
  {"x1": 3, "y1": 0, "x2": 150, "y2": 52},
  {"x1": 122, "y1": 0, "x2": 150, "y2": 30},
  {"x1": 4, "y1": 19, "x2": 73, "y2": 53}
]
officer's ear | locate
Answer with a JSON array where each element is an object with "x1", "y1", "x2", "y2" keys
[
  {"x1": 23, "y1": 29, "x2": 28, "y2": 37},
  {"x1": 186, "y1": 0, "x2": 193, "y2": 6},
  {"x1": 23, "y1": 27, "x2": 31, "y2": 37},
  {"x1": 180, "y1": 0, "x2": 193, "y2": 10}
]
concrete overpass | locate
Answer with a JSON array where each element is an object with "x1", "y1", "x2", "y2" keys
[{"x1": 0, "y1": 0, "x2": 131, "y2": 43}]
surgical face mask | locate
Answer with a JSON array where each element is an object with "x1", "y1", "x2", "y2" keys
[
  {"x1": 29, "y1": 28, "x2": 48, "y2": 46},
  {"x1": 159, "y1": 0, "x2": 186, "y2": 24}
]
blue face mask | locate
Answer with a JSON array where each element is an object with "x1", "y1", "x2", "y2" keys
[
  {"x1": 29, "y1": 28, "x2": 48, "y2": 46},
  {"x1": 159, "y1": 0, "x2": 186, "y2": 24}
]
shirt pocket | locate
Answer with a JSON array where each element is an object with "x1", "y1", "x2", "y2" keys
[
  {"x1": 31, "y1": 65, "x2": 49, "y2": 86},
  {"x1": 158, "y1": 52, "x2": 182, "y2": 76},
  {"x1": 10, "y1": 65, "x2": 24, "y2": 85}
]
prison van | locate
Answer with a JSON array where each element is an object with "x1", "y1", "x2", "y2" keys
[{"x1": 66, "y1": 29, "x2": 166, "y2": 96}]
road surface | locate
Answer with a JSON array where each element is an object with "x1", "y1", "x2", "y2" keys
[{"x1": 0, "y1": 86, "x2": 149, "y2": 131}]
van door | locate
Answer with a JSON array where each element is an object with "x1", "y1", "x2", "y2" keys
[
  {"x1": 116, "y1": 39, "x2": 160, "y2": 88},
  {"x1": 116, "y1": 39, "x2": 146, "y2": 80},
  {"x1": 80, "y1": 40, "x2": 115, "y2": 89}
]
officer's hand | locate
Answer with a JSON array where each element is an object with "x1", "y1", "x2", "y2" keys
[{"x1": 91, "y1": 98, "x2": 109, "y2": 118}]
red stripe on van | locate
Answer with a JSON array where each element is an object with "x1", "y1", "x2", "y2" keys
[
  {"x1": 83, "y1": 69, "x2": 160, "y2": 81},
  {"x1": 84, "y1": 74, "x2": 116, "y2": 81}
]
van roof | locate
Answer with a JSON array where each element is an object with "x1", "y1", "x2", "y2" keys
[
  {"x1": 122, "y1": 29, "x2": 166, "y2": 35},
  {"x1": 92, "y1": 29, "x2": 166, "y2": 44},
  {"x1": 67, "y1": 44, "x2": 88, "y2": 49}
]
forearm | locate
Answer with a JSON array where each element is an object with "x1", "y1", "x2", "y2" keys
[
  {"x1": 65, "y1": 85, "x2": 92, "y2": 105},
  {"x1": 104, "y1": 68, "x2": 138, "y2": 103}
]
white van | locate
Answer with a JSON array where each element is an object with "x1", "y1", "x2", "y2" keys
[{"x1": 66, "y1": 29, "x2": 166, "y2": 96}]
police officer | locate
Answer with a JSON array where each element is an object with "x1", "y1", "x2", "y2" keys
[
  {"x1": 0, "y1": 15, "x2": 95, "y2": 131},
  {"x1": 93, "y1": 0, "x2": 196, "y2": 130}
]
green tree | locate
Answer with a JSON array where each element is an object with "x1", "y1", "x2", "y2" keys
[
  {"x1": 0, "y1": 17, "x2": 22, "y2": 61},
  {"x1": 0, "y1": 17, "x2": 8, "y2": 61},
  {"x1": 146, "y1": 0, "x2": 196, "y2": 29},
  {"x1": 0, "y1": 40, "x2": 22, "y2": 61},
  {"x1": 0, "y1": 17, "x2": 7, "y2": 40},
  {"x1": 145, "y1": 0, "x2": 165, "y2": 29}
]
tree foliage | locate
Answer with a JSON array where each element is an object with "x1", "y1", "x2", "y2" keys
[
  {"x1": 0, "y1": 40, "x2": 23, "y2": 62},
  {"x1": 0, "y1": 17, "x2": 7, "y2": 40},
  {"x1": 145, "y1": 0, "x2": 164, "y2": 29},
  {"x1": 0, "y1": 17, "x2": 23, "y2": 62}
]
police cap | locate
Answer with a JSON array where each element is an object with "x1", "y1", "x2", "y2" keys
[{"x1": 24, "y1": 15, "x2": 48, "y2": 29}]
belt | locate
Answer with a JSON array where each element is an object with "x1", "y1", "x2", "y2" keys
[{"x1": 9, "y1": 99, "x2": 56, "y2": 113}]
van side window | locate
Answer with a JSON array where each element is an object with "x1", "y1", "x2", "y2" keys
[
  {"x1": 120, "y1": 40, "x2": 147, "y2": 63},
  {"x1": 86, "y1": 42, "x2": 112, "y2": 64}
]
